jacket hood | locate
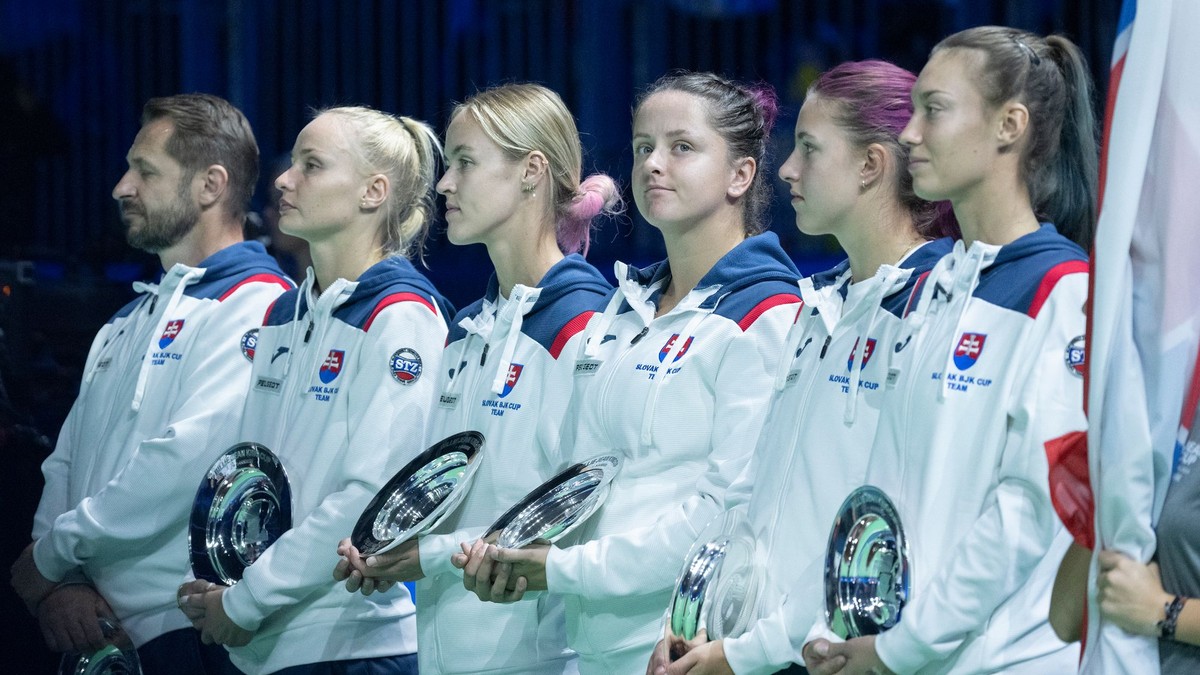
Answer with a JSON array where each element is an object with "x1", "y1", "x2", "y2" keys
[
  {"x1": 344, "y1": 256, "x2": 453, "y2": 317},
  {"x1": 989, "y1": 223, "x2": 1086, "y2": 267},
  {"x1": 453, "y1": 253, "x2": 610, "y2": 331},
  {"x1": 623, "y1": 232, "x2": 801, "y2": 309}
]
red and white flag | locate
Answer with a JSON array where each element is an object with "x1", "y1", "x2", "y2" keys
[{"x1": 1081, "y1": 0, "x2": 1200, "y2": 671}]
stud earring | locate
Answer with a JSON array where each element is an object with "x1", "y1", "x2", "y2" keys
[{"x1": 522, "y1": 182, "x2": 535, "y2": 195}]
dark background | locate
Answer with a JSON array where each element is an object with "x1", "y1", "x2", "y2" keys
[{"x1": 1, "y1": 0, "x2": 1119, "y2": 670}]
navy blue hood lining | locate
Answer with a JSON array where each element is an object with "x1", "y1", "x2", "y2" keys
[
  {"x1": 621, "y1": 232, "x2": 802, "y2": 314},
  {"x1": 448, "y1": 254, "x2": 612, "y2": 348},
  {"x1": 974, "y1": 224, "x2": 1088, "y2": 315}
]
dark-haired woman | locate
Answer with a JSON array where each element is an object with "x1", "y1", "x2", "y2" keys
[
  {"x1": 460, "y1": 71, "x2": 802, "y2": 674},
  {"x1": 805, "y1": 26, "x2": 1096, "y2": 675}
]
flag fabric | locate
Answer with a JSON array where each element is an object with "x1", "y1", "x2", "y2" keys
[{"x1": 1081, "y1": 0, "x2": 1200, "y2": 671}]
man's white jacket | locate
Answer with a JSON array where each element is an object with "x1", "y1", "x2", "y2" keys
[{"x1": 33, "y1": 241, "x2": 291, "y2": 647}]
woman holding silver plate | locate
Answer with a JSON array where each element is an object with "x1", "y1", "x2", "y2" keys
[
  {"x1": 648, "y1": 59, "x2": 957, "y2": 675},
  {"x1": 804, "y1": 26, "x2": 1097, "y2": 675},
  {"x1": 457, "y1": 71, "x2": 803, "y2": 674},
  {"x1": 332, "y1": 82, "x2": 621, "y2": 675},
  {"x1": 178, "y1": 106, "x2": 452, "y2": 675}
]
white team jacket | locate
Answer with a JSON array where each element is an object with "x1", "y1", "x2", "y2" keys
[
  {"x1": 827, "y1": 224, "x2": 1086, "y2": 674},
  {"x1": 220, "y1": 256, "x2": 451, "y2": 675},
  {"x1": 417, "y1": 254, "x2": 611, "y2": 675},
  {"x1": 32, "y1": 241, "x2": 291, "y2": 648},
  {"x1": 543, "y1": 233, "x2": 802, "y2": 675},
  {"x1": 722, "y1": 239, "x2": 954, "y2": 675}
]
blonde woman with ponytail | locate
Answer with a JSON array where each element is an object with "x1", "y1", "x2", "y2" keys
[
  {"x1": 333, "y1": 83, "x2": 621, "y2": 675},
  {"x1": 180, "y1": 107, "x2": 453, "y2": 675}
]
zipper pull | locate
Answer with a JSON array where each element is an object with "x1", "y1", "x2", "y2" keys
[
  {"x1": 148, "y1": 295, "x2": 158, "y2": 315},
  {"x1": 480, "y1": 343, "x2": 490, "y2": 366},
  {"x1": 303, "y1": 318, "x2": 314, "y2": 343},
  {"x1": 818, "y1": 335, "x2": 832, "y2": 359},
  {"x1": 630, "y1": 326, "x2": 649, "y2": 345}
]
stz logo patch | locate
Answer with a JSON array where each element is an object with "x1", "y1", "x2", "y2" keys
[
  {"x1": 847, "y1": 337, "x2": 877, "y2": 371},
  {"x1": 658, "y1": 334, "x2": 694, "y2": 363},
  {"x1": 499, "y1": 363, "x2": 523, "y2": 398},
  {"x1": 320, "y1": 349, "x2": 345, "y2": 383},
  {"x1": 240, "y1": 329, "x2": 259, "y2": 362},
  {"x1": 390, "y1": 348, "x2": 423, "y2": 385},
  {"x1": 1064, "y1": 335, "x2": 1086, "y2": 378},
  {"x1": 952, "y1": 332, "x2": 987, "y2": 370},
  {"x1": 159, "y1": 320, "x2": 185, "y2": 348}
]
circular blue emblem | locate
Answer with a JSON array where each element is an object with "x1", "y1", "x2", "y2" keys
[
  {"x1": 1064, "y1": 334, "x2": 1086, "y2": 378},
  {"x1": 240, "y1": 329, "x2": 259, "y2": 362},
  {"x1": 390, "y1": 348, "x2": 423, "y2": 385}
]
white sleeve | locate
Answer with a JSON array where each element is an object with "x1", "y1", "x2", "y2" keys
[
  {"x1": 31, "y1": 284, "x2": 282, "y2": 581},
  {"x1": 222, "y1": 301, "x2": 446, "y2": 630},
  {"x1": 725, "y1": 554, "x2": 829, "y2": 674},
  {"x1": 545, "y1": 299, "x2": 798, "y2": 599},
  {"x1": 32, "y1": 321, "x2": 121, "y2": 542},
  {"x1": 875, "y1": 273, "x2": 1087, "y2": 673}
]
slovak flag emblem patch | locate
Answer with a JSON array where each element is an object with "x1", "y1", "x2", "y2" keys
[
  {"x1": 159, "y1": 320, "x2": 185, "y2": 349},
  {"x1": 847, "y1": 337, "x2": 877, "y2": 371},
  {"x1": 658, "y1": 334, "x2": 694, "y2": 363},
  {"x1": 320, "y1": 349, "x2": 345, "y2": 383},
  {"x1": 240, "y1": 329, "x2": 259, "y2": 362},
  {"x1": 953, "y1": 332, "x2": 986, "y2": 370},
  {"x1": 500, "y1": 363, "x2": 523, "y2": 398}
]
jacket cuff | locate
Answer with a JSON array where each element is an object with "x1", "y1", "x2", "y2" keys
[
  {"x1": 724, "y1": 631, "x2": 782, "y2": 675},
  {"x1": 875, "y1": 619, "x2": 936, "y2": 674},
  {"x1": 544, "y1": 544, "x2": 584, "y2": 596},
  {"x1": 221, "y1": 582, "x2": 266, "y2": 632},
  {"x1": 32, "y1": 532, "x2": 76, "y2": 582}
]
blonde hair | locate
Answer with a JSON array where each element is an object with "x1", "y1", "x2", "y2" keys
[
  {"x1": 453, "y1": 83, "x2": 621, "y2": 255},
  {"x1": 319, "y1": 106, "x2": 442, "y2": 259}
]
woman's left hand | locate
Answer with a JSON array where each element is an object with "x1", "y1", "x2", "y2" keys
[{"x1": 1097, "y1": 549, "x2": 1172, "y2": 636}]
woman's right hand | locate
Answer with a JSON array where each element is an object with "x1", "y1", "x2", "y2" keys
[{"x1": 1097, "y1": 549, "x2": 1172, "y2": 636}]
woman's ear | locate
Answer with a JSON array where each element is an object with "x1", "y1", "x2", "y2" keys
[
  {"x1": 860, "y1": 143, "x2": 888, "y2": 189},
  {"x1": 361, "y1": 174, "x2": 390, "y2": 210},
  {"x1": 727, "y1": 156, "x2": 756, "y2": 199}
]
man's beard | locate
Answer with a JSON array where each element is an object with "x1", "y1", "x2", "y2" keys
[{"x1": 121, "y1": 179, "x2": 201, "y2": 253}]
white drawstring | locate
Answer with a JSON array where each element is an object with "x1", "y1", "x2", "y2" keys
[
  {"x1": 844, "y1": 266, "x2": 908, "y2": 424},
  {"x1": 640, "y1": 310, "x2": 708, "y2": 447},
  {"x1": 281, "y1": 270, "x2": 317, "y2": 381},
  {"x1": 131, "y1": 267, "x2": 203, "y2": 411},
  {"x1": 936, "y1": 243, "x2": 993, "y2": 401},
  {"x1": 489, "y1": 286, "x2": 541, "y2": 395}
]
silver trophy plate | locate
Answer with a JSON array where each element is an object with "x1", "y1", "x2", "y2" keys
[
  {"x1": 190, "y1": 442, "x2": 292, "y2": 585},
  {"x1": 824, "y1": 485, "x2": 910, "y2": 638},
  {"x1": 350, "y1": 431, "x2": 485, "y2": 556},
  {"x1": 484, "y1": 455, "x2": 620, "y2": 549},
  {"x1": 58, "y1": 618, "x2": 141, "y2": 675},
  {"x1": 667, "y1": 510, "x2": 762, "y2": 643}
]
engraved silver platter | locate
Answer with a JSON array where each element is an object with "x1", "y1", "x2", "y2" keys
[
  {"x1": 189, "y1": 443, "x2": 292, "y2": 585},
  {"x1": 824, "y1": 485, "x2": 911, "y2": 638},
  {"x1": 350, "y1": 430, "x2": 485, "y2": 556},
  {"x1": 666, "y1": 509, "x2": 762, "y2": 643},
  {"x1": 484, "y1": 455, "x2": 620, "y2": 549},
  {"x1": 58, "y1": 618, "x2": 141, "y2": 675}
]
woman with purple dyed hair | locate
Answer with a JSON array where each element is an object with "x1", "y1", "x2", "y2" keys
[{"x1": 647, "y1": 60, "x2": 956, "y2": 675}]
